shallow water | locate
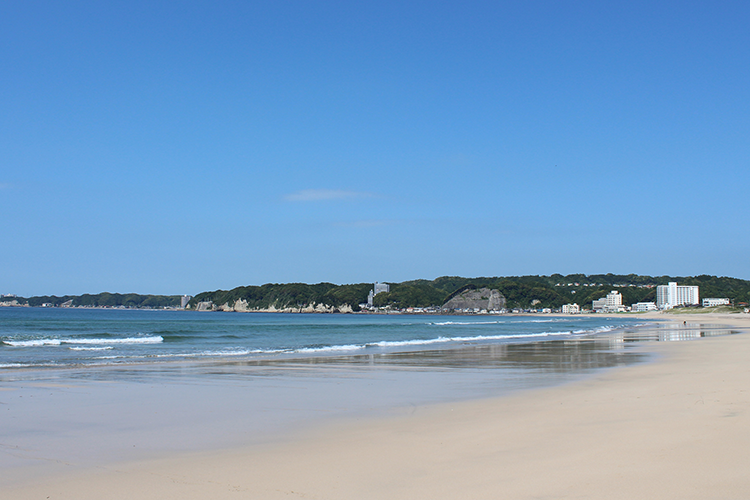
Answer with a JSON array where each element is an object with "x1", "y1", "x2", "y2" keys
[{"x1": 1, "y1": 308, "x2": 649, "y2": 369}]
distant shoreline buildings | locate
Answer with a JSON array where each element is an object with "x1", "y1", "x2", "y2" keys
[{"x1": 588, "y1": 281, "x2": 731, "y2": 312}]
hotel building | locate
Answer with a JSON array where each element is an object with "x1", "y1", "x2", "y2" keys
[
  {"x1": 562, "y1": 303, "x2": 580, "y2": 314},
  {"x1": 656, "y1": 282, "x2": 699, "y2": 310},
  {"x1": 592, "y1": 291, "x2": 626, "y2": 313}
]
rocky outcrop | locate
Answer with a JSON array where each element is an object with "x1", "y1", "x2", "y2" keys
[
  {"x1": 204, "y1": 300, "x2": 354, "y2": 313},
  {"x1": 441, "y1": 288, "x2": 506, "y2": 311},
  {"x1": 0, "y1": 299, "x2": 26, "y2": 307}
]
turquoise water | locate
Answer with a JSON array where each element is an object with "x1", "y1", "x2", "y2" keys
[{"x1": 0, "y1": 307, "x2": 649, "y2": 369}]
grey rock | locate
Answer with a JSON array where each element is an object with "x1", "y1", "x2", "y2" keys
[{"x1": 441, "y1": 288, "x2": 506, "y2": 311}]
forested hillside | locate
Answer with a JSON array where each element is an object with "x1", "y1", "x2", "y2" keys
[
  {"x1": 5, "y1": 293, "x2": 182, "y2": 308},
  {"x1": 190, "y1": 274, "x2": 750, "y2": 311},
  {"x1": 8, "y1": 274, "x2": 748, "y2": 311}
]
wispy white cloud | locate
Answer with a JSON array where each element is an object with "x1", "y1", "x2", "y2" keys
[{"x1": 283, "y1": 189, "x2": 375, "y2": 202}]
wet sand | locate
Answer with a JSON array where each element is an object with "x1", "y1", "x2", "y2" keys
[{"x1": 4, "y1": 312, "x2": 750, "y2": 499}]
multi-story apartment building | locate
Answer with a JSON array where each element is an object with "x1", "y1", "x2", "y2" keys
[
  {"x1": 656, "y1": 282, "x2": 699, "y2": 310},
  {"x1": 562, "y1": 303, "x2": 580, "y2": 314},
  {"x1": 593, "y1": 291, "x2": 625, "y2": 312}
]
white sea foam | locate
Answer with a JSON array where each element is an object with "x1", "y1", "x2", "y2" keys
[
  {"x1": 197, "y1": 349, "x2": 253, "y2": 357},
  {"x1": 431, "y1": 320, "x2": 505, "y2": 326},
  {"x1": 0, "y1": 361, "x2": 60, "y2": 368},
  {"x1": 372, "y1": 337, "x2": 454, "y2": 347},
  {"x1": 295, "y1": 344, "x2": 366, "y2": 353},
  {"x1": 451, "y1": 331, "x2": 577, "y2": 341},
  {"x1": 371, "y1": 330, "x2": 584, "y2": 348},
  {"x1": 64, "y1": 336, "x2": 163, "y2": 345},
  {"x1": 153, "y1": 349, "x2": 254, "y2": 358},
  {"x1": 592, "y1": 325, "x2": 619, "y2": 333},
  {"x1": 527, "y1": 318, "x2": 576, "y2": 323},
  {"x1": 282, "y1": 328, "x2": 602, "y2": 353},
  {"x1": 3, "y1": 338, "x2": 62, "y2": 347},
  {"x1": 3, "y1": 336, "x2": 163, "y2": 347},
  {"x1": 432, "y1": 318, "x2": 581, "y2": 326},
  {"x1": 93, "y1": 348, "x2": 288, "y2": 360},
  {"x1": 249, "y1": 348, "x2": 290, "y2": 354},
  {"x1": 69, "y1": 346, "x2": 115, "y2": 351}
]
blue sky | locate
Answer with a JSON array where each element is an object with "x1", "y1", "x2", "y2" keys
[{"x1": 2, "y1": 1, "x2": 749, "y2": 296}]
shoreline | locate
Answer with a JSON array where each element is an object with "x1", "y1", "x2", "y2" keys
[
  {"x1": 4, "y1": 313, "x2": 750, "y2": 498},
  {"x1": 5, "y1": 301, "x2": 749, "y2": 315}
]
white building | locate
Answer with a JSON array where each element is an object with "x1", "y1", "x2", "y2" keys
[
  {"x1": 180, "y1": 295, "x2": 192, "y2": 309},
  {"x1": 606, "y1": 290, "x2": 622, "y2": 308},
  {"x1": 593, "y1": 291, "x2": 626, "y2": 313},
  {"x1": 656, "y1": 282, "x2": 699, "y2": 310},
  {"x1": 631, "y1": 302, "x2": 657, "y2": 312},
  {"x1": 562, "y1": 303, "x2": 580, "y2": 314},
  {"x1": 702, "y1": 298, "x2": 730, "y2": 307},
  {"x1": 367, "y1": 282, "x2": 391, "y2": 307}
]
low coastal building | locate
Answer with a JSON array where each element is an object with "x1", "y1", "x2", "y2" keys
[
  {"x1": 562, "y1": 303, "x2": 580, "y2": 314},
  {"x1": 631, "y1": 302, "x2": 657, "y2": 312},
  {"x1": 592, "y1": 291, "x2": 626, "y2": 313},
  {"x1": 702, "y1": 297, "x2": 730, "y2": 307},
  {"x1": 656, "y1": 282, "x2": 699, "y2": 310}
]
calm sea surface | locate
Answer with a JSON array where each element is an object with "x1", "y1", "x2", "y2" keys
[{"x1": 0, "y1": 307, "x2": 652, "y2": 369}]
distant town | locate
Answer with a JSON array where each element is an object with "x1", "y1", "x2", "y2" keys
[
  {"x1": 560, "y1": 282, "x2": 732, "y2": 315},
  {"x1": 361, "y1": 281, "x2": 738, "y2": 315}
]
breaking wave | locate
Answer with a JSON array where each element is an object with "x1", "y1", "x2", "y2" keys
[{"x1": 3, "y1": 336, "x2": 164, "y2": 347}]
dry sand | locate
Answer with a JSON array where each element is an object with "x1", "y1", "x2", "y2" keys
[{"x1": 7, "y1": 313, "x2": 750, "y2": 499}]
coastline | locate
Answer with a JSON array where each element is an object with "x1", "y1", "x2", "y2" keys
[{"x1": 4, "y1": 312, "x2": 750, "y2": 499}]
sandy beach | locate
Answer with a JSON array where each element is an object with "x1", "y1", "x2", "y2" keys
[{"x1": 4, "y1": 312, "x2": 750, "y2": 499}]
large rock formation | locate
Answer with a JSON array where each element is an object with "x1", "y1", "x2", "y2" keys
[{"x1": 441, "y1": 288, "x2": 506, "y2": 311}]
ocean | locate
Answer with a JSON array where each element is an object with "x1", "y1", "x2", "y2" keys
[{"x1": 0, "y1": 307, "x2": 652, "y2": 370}]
